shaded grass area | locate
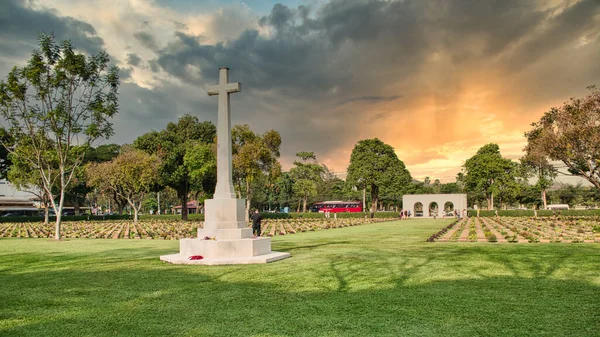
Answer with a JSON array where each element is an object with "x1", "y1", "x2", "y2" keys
[{"x1": 1, "y1": 219, "x2": 599, "y2": 336}]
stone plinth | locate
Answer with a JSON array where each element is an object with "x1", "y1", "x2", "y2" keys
[
  {"x1": 160, "y1": 235, "x2": 290, "y2": 265},
  {"x1": 160, "y1": 197, "x2": 290, "y2": 265}
]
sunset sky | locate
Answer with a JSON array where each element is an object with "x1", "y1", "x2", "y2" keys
[{"x1": 1, "y1": 0, "x2": 599, "y2": 182}]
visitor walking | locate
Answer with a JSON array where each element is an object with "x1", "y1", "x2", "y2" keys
[{"x1": 251, "y1": 209, "x2": 262, "y2": 238}]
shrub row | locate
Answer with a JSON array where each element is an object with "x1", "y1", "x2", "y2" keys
[
  {"x1": 427, "y1": 218, "x2": 460, "y2": 242},
  {"x1": 466, "y1": 209, "x2": 600, "y2": 217},
  {"x1": 0, "y1": 214, "x2": 132, "y2": 223},
  {"x1": 0, "y1": 211, "x2": 401, "y2": 223}
]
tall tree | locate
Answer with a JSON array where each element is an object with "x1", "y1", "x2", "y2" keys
[
  {"x1": 317, "y1": 165, "x2": 347, "y2": 201},
  {"x1": 346, "y1": 138, "x2": 412, "y2": 217},
  {"x1": 462, "y1": 143, "x2": 518, "y2": 209},
  {"x1": 289, "y1": 152, "x2": 323, "y2": 212},
  {"x1": 134, "y1": 114, "x2": 216, "y2": 220},
  {"x1": 86, "y1": 148, "x2": 160, "y2": 223},
  {"x1": 525, "y1": 86, "x2": 600, "y2": 189},
  {"x1": 520, "y1": 140, "x2": 557, "y2": 209},
  {"x1": 231, "y1": 124, "x2": 281, "y2": 218},
  {"x1": 183, "y1": 141, "x2": 217, "y2": 210},
  {"x1": 0, "y1": 33, "x2": 119, "y2": 239}
]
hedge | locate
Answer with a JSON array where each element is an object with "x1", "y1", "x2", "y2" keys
[
  {"x1": 466, "y1": 209, "x2": 600, "y2": 217},
  {"x1": 0, "y1": 214, "x2": 132, "y2": 223},
  {"x1": 0, "y1": 211, "x2": 401, "y2": 223}
]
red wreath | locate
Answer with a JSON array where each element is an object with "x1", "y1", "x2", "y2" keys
[{"x1": 189, "y1": 255, "x2": 204, "y2": 260}]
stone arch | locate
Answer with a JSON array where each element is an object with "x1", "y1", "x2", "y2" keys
[
  {"x1": 429, "y1": 202, "x2": 438, "y2": 217},
  {"x1": 444, "y1": 201, "x2": 454, "y2": 214},
  {"x1": 414, "y1": 202, "x2": 423, "y2": 217}
]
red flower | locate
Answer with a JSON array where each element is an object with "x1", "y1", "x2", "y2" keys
[{"x1": 189, "y1": 255, "x2": 204, "y2": 260}]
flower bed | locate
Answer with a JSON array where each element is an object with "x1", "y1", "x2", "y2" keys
[
  {"x1": 0, "y1": 218, "x2": 391, "y2": 239},
  {"x1": 429, "y1": 216, "x2": 600, "y2": 243}
]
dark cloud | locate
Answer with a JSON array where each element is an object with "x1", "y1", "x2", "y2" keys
[
  {"x1": 144, "y1": 0, "x2": 599, "y2": 169},
  {"x1": 0, "y1": 0, "x2": 105, "y2": 57},
  {"x1": 1, "y1": 0, "x2": 598, "y2": 174},
  {"x1": 126, "y1": 53, "x2": 143, "y2": 67},
  {"x1": 339, "y1": 95, "x2": 402, "y2": 105},
  {"x1": 134, "y1": 31, "x2": 159, "y2": 51},
  {"x1": 119, "y1": 67, "x2": 133, "y2": 80}
]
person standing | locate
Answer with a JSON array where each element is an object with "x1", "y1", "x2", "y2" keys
[{"x1": 251, "y1": 209, "x2": 262, "y2": 238}]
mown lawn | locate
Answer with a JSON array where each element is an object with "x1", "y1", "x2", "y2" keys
[{"x1": 0, "y1": 219, "x2": 599, "y2": 336}]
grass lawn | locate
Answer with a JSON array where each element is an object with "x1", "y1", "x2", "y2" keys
[{"x1": 1, "y1": 219, "x2": 599, "y2": 337}]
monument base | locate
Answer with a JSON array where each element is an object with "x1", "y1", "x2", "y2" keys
[
  {"x1": 159, "y1": 236, "x2": 290, "y2": 265},
  {"x1": 160, "y1": 251, "x2": 290, "y2": 265},
  {"x1": 160, "y1": 196, "x2": 291, "y2": 265}
]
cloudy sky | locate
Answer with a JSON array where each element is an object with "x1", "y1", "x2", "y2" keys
[{"x1": 1, "y1": 0, "x2": 599, "y2": 182}]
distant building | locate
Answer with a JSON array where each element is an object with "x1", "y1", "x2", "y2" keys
[
  {"x1": 0, "y1": 179, "x2": 39, "y2": 215},
  {"x1": 172, "y1": 200, "x2": 203, "y2": 214},
  {"x1": 402, "y1": 194, "x2": 468, "y2": 217}
]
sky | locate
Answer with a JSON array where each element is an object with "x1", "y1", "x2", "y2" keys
[{"x1": 0, "y1": 0, "x2": 599, "y2": 183}]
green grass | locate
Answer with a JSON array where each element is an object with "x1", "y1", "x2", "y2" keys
[{"x1": 1, "y1": 219, "x2": 599, "y2": 337}]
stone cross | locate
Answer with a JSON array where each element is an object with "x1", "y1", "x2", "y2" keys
[{"x1": 207, "y1": 67, "x2": 241, "y2": 199}]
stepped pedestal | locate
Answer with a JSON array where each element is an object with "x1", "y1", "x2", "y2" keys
[{"x1": 160, "y1": 198, "x2": 290, "y2": 265}]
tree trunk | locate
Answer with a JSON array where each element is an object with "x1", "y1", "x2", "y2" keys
[
  {"x1": 74, "y1": 203, "x2": 81, "y2": 216},
  {"x1": 245, "y1": 180, "x2": 251, "y2": 221},
  {"x1": 370, "y1": 185, "x2": 378, "y2": 217},
  {"x1": 54, "y1": 191, "x2": 65, "y2": 240},
  {"x1": 133, "y1": 205, "x2": 139, "y2": 224},
  {"x1": 181, "y1": 186, "x2": 187, "y2": 220},
  {"x1": 491, "y1": 192, "x2": 494, "y2": 210},
  {"x1": 541, "y1": 189, "x2": 547, "y2": 209},
  {"x1": 44, "y1": 204, "x2": 49, "y2": 225},
  {"x1": 362, "y1": 188, "x2": 366, "y2": 212},
  {"x1": 302, "y1": 196, "x2": 307, "y2": 213}
]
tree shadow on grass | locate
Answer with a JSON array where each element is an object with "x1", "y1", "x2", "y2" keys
[
  {"x1": 1, "y1": 243, "x2": 599, "y2": 337},
  {"x1": 1, "y1": 266, "x2": 598, "y2": 337},
  {"x1": 276, "y1": 241, "x2": 351, "y2": 252}
]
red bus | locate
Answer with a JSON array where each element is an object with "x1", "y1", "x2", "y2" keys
[{"x1": 310, "y1": 201, "x2": 363, "y2": 213}]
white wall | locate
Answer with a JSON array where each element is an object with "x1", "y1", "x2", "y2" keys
[
  {"x1": 402, "y1": 194, "x2": 468, "y2": 217},
  {"x1": 0, "y1": 179, "x2": 36, "y2": 198}
]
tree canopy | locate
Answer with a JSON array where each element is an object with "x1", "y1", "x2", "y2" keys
[
  {"x1": 86, "y1": 148, "x2": 160, "y2": 223},
  {"x1": 462, "y1": 143, "x2": 519, "y2": 209},
  {"x1": 346, "y1": 138, "x2": 411, "y2": 216},
  {"x1": 289, "y1": 152, "x2": 323, "y2": 212},
  {"x1": 525, "y1": 86, "x2": 600, "y2": 190},
  {"x1": 232, "y1": 124, "x2": 281, "y2": 216},
  {"x1": 0, "y1": 33, "x2": 119, "y2": 239},
  {"x1": 134, "y1": 114, "x2": 216, "y2": 220}
]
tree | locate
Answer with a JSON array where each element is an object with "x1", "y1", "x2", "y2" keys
[
  {"x1": 317, "y1": 165, "x2": 347, "y2": 201},
  {"x1": 183, "y1": 141, "x2": 216, "y2": 210},
  {"x1": 231, "y1": 124, "x2": 281, "y2": 217},
  {"x1": 289, "y1": 152, "x2": 323, "y2": 212},
  {"x1": 462, "y1": 143, "x2": 519, "y2": 209},
  {"x1": 520, "y1": 143, "x2": 557, "y2": 209},
  {"x1": 273, "y1": 172, "x2": 295, "y2": 210},
  {"x1": 86, "y1": 148, "x2": 160, "y2": 223},
  {"x1": 346, "y1": 138, "x2": 412, "y2": 217},
  {"x1": 525, "y1": 86, "x2": 600, "y2": 190},
  {"x1": 0, "y1": 33, "x2": 119, "y2": 240},
  {"x1": 134, "y1": 114, "x2": 216, "y2": 220},
  {"x1": 440, "y1": 182, "x2": 463, "y2": 194}
]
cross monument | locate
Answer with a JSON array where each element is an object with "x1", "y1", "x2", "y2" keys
[
  {"x1": 207, "y1": 67, "x2": 239, "y2": 199},
  {"x1": 160, "y1": 67, "x2": 290, "y2": 265}
]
